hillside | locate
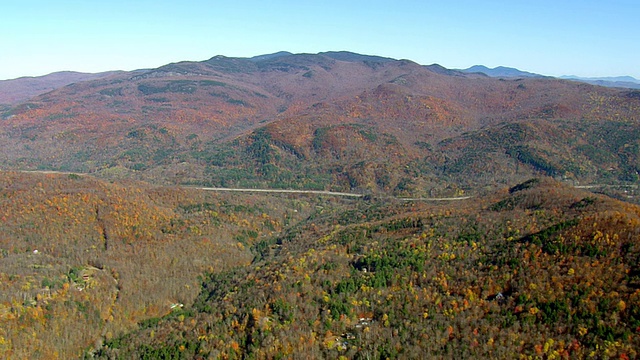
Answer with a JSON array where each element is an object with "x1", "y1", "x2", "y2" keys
[
  {"x1": 0, "y1": 52, "x2": 638, "y2": 197},
  {"x1": 90, "y1": 178, "x2": 640, "y2": 359},
  {"x1": 0, "y1": 171, "x2": 314, "y2": 358}
]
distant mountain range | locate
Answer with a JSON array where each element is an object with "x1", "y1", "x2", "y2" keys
[
  {"x1": 458, "y1": 65, "x2": 546, "y2": 79},
  {"x1": 561, "y1": 75, "x2": 640, "y2": 83},
  {"x1": 559, "y1": 75, "x2": 640, "y2": 89},
  {"x1": 459, "y1": 65, "x2": 640, "y2": 89}
]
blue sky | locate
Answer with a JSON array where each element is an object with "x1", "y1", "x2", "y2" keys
[{"x1": 1, "y1": 0, "x2": 638, "y2": 80}]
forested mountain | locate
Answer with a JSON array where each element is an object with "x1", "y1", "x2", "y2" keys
[
  {"x1": 0, "y1": 52, "x2": 639, "y2": 359},
  {"x1": 1, "y1": 52, "x2": 638, "y2": 197}
]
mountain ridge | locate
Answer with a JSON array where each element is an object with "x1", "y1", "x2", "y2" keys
[
  {"x1": 459, "y1": 65, "x2": 546, "y2": 78},
  {"x1": 4, "y1": 53, "x2": 640, "y2": 107},
  {"x1": 560, "y1": 75, "x2": 640, "y2": 89},
  {"x1": 561, "y1": 75, "x2": 640, "y2": 83},
  {"x1": 0, "y1": 70, "x2": 122, "y2": 105}
]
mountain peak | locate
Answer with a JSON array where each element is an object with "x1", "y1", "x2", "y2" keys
[{"x1": 424, "y1": 63, "x2": 466, "y2": 76}]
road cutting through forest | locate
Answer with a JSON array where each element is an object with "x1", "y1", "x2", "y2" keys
[
  {"x1": 11, "y1": 170, "x2": 473, "y2": 201},
  {"x1": 195, "y1": 186, "x2": 473, "y2": 201},
  {"x1": 12, "y1": 170, "x2": 634, "y2": 201}
]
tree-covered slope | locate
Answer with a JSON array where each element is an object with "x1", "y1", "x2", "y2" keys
[
  {"x1": 0, "y1": 171, "x2": 314, "y2": 359},
  {"x1": 92, "y1": 179, "x2": 640, "y2": 359}
]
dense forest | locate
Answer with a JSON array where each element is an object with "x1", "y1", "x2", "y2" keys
[
  {"x1": 2, "y1": 172, "x2": 638, "y2": 358},
  {"x1": 89, "y1": 178, "x2": 640, "y2": 359},
  {"x1": 0, "y1": 171, "x2": 313, "y2": 358}
]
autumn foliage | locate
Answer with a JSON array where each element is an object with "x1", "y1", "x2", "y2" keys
[
  {"x1": 89, "y1": 179, "x2": 640, "y2": 359},
  {"x1": 0, "y1": 171, "x2": 310, "y2": 359},
  {"x1": 1, "y1": 53, "x2": 638, "y2": 196},
  {"x1": 0, "y1": 52, "x2": 638, "y2": 359}
]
